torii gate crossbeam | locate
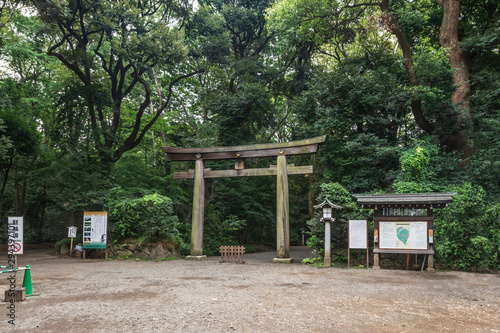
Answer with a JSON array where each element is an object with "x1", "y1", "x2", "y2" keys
[{"x1": 162, "y1": 136, "x2": 326, "y2": 262}]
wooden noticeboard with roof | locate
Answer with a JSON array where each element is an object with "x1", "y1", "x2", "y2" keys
[{"x1": 354, "y1": 193, "x2": 455, "y2": 270}]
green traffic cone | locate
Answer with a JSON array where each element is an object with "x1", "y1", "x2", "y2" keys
[{"x1": 22, "y1": 265, "x2": 33, "y2": 296}]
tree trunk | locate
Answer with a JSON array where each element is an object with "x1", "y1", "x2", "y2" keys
[
  {"x1": 14, "y1": 167, "x2": 20, "y2": 214},
  {"x1": 38, "y1": 183, "x2": 47, "y2": 243},
  {"x1": 0, "y1": 153, "x2": 14, "y2": 219},
  {"x1": 438, "y1": 0, "x2": 475, "y2": 161}
]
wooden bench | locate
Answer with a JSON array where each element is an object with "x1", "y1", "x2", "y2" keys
[{"x1": 219, "y1": 245, "x2": 245, "y2": 263}]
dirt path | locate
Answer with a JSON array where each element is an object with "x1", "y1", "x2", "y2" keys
[{"x1": 1, "y1": 248, "x2": 499, "y2": 332}]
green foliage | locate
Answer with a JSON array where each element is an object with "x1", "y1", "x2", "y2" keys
[
  {"x1": 400, "y1": 146, "x2": 431, "y2": 182},
  {"x1": 393, "y1": 143, "x2": 438, "y2": 193},
  {"x1": 301, "y1": 256, "x2": 323, "y2": 267},
  {"x1": 392, "y1": 138, "x2": 467, "y2": 193},
  {"x1": 0, "y1": 118, "x2": 11, "y2": 162},
  {"x1": 202, "y1": 204, "x2": 247, "y2": 255},
  {"x1": 333, "y1": 249, "x2": 348, "y2": 264},
  {"x1": 108, "y1": 188, "x2": 181, "y2": 241},
  {"x1": 292, "y1": 51, "x2": 408, "y2": 192},
  {"x1": 434, "y1": 183, "x2": 500, "y2": 270}
]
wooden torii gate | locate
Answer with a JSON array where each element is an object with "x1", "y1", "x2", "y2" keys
[{"x1": 162, "y1": 136, "x2": 326, "y2": 262}]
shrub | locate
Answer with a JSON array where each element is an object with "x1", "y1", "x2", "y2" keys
[
  {"x1": 434, "y1": 183, "x2": 500, "y2": 270},
  {"x1": 108, "y1": 187, "x2": 181, "y2": 241}
]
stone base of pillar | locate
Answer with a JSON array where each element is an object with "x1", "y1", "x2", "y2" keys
[
  {"x1": 373, "y1": 253, "x2": 380, "y2": 269},
  {"x1": 185, "y1": 255, "x2": 207, "y2": 261},
  {"x1": 323, "y1": 257, "x2": 331, "y2": 267},
  {"x1": 273, "y1": 258, "x2": 294, "y2": 263}
]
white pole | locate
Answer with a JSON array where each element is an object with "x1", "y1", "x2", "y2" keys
[{"x1": 14, "y1": 255, "x2": 18, "y2": 287}]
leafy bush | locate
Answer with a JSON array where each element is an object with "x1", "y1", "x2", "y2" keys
[
  {"x1": 108, "y1": 187, "x2": 181, "y2": 241},
  {"x1": 202, "y1": 204, "x2": 246, "y2": 255},
  {"x1": 302, "y1": 257, "x2": 323, "y2": 267},
  {"x1": 434, "y1": 183, "x2": 500, "y2": 270}
]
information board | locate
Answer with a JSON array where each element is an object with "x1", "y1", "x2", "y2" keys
[
  {"x1": 379, "y1": 221, "x2": 428, "y2": 250},
  {"x1": 348, "y1": 220, "x2": 368, "y2": 249},
  {"x1": 83, "y1": 212, "x2": 107, "y2": 249},
  {"x1": 7, "y1": 216, "x2": 23, "y2": 255}
]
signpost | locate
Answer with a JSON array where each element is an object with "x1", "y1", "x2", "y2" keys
[
  {"x1": 8, "y1": 217, "x2": 23, "y2": 255},
  {"x1": 7, "y1": 217, "x2": 23, "y2": 287},
  {"x1": 348, "y1": 220, "x2": 368, "y2": 268},
  {"x1": 67, "y1": 226, "x2": 77, "y2": 257},
  {"x1": 82, "y1": 212, "x2": 108, "y2": 259}
]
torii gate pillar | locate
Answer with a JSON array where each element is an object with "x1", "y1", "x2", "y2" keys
[
  {"x1": 275, "y1": 154, "x2": 290, "y2": 260},
  {"x1": 190, "y1": 159, "x2": 205, "y2": 257},
  {"x1": 163, "y1": 136, "x2": 326, "y2": 262}
]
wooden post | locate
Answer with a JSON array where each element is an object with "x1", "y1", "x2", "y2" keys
[
  {"x1": 324, "y1": 220, "x2": 331, "y2": 267},
  {"x1": 275, "y1": 154, "x2": 291, "y2": 261},
  {"x1": 427, "y1": 207, "x2": 435, "y2": 271},
  {"x1": 69, "y1": 237, "x2": 74, "y2": 257},
  {"x1": 188, "y1": 158, "x2": 206, "y2": 259}
]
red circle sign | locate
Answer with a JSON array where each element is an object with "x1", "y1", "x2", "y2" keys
[{"x1": 9, "y1": 243, "x2": 21, "y2": 253}]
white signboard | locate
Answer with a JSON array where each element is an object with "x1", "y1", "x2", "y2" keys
[
  {"x1": 7, "y1": 216, "x2": 23, "y2": 255},
  {"x1": 379, "y1": 221, "x2": 428, "y2": 250},
  {"x1": 83, "y1": 212, "x2": 107, "y2": 249},
  {"x1": 349, "y1": 220, "x2": 368, "y2": 249},
  {"x1": 68, "y1": 226, "x2": 77, "y2": 238}
]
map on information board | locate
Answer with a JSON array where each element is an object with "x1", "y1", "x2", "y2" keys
[
  {"x1": 379, "y1": 221, "x2": 427, "y2": 250},
  {"x1": 83, "y1": 212, "x2": 107, "y2": 249}
]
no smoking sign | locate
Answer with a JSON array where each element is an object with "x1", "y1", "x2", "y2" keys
[{"x1": 9, "y1": 243, "x2": 22, "y2": 253}]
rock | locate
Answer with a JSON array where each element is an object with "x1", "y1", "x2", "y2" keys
[
  {"x1": 135, "y1": 252, "x2": 148, "y2": 259},
  {"x1": 60, "y1": 244, "x2": 70, "y2": 255},
  {"x1": 142, "y1": 246, "x2": 151, "y2": 255},
  {"x1": 150, "y1": 244, "x2": 168, "y2": 260},
  {"x1": 118, "y1": 249, "x2": 133, "y2": 258}
]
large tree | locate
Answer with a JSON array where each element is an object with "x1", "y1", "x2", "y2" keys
[{"x1": 33, "y1": 0, "x2": 202, "y2": 166}]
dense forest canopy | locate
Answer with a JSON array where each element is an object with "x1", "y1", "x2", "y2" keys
[{"x1": 0, "y1": 0, "x2": 498, "y2": 269}]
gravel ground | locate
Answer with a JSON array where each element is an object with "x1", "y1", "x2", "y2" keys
[{"x1": 1, "y1": 247, "x2": 499, "y2": 333}]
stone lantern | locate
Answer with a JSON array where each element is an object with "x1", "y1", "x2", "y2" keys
[{"x1": 314, "y1": 198, "x2": 341, "y2": 267}]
